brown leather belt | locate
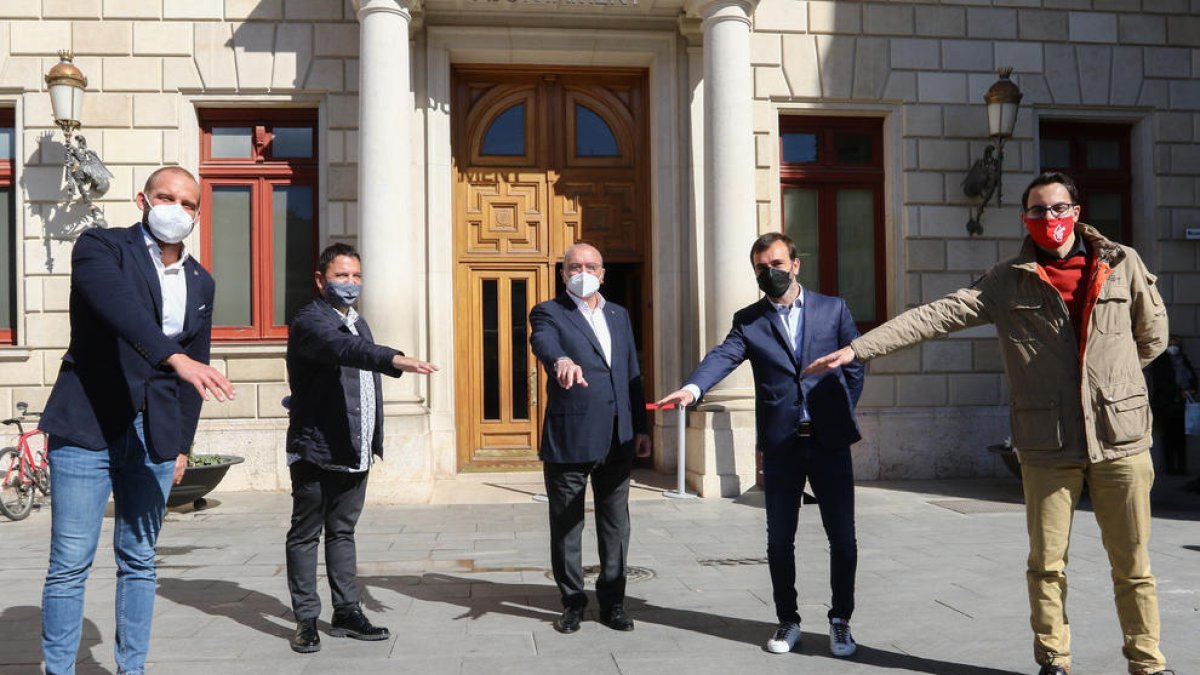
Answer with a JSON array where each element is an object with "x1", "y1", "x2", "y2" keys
[{"x1": 795, "y1": 421, "x2": 814, "y2": 438}]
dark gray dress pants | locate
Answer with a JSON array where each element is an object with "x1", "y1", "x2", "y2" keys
[
  {"x1": 285, "y1": 461, "x2": 369, "y2": 620},
  {"x1": 543, "y1": 439, "x2": 633, "y2": 612}
]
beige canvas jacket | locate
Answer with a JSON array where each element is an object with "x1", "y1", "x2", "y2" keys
[{"x1": 851, "y1": 224, "x2": 1168, "y2": 466}]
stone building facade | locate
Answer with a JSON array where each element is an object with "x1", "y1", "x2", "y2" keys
[{"x1": 0, "y1": 0, "x2": 1197, "y2": 501}]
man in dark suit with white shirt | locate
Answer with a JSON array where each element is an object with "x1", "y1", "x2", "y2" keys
[
  {"x1": 39, "y1": 166, "x2": 236, "y2": 675},
  {"x1": 658, "y1": 232, "x2": 865, "y2": 658},
  {"x1": 530, "y1": 242, "x2": 651, "y2": 634}
]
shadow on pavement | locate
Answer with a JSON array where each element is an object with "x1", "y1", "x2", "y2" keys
[
  {"x1": 0, "y1": 605, "x2": 110, "y2": 674},
  {"x1": 157, "y1": 578, "x2": 295, "y2": 639},
  {"x1": 357, "y1": 573, "x2": 1023, "y2": 675}
]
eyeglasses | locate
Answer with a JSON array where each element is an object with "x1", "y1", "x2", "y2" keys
[{"x1": 1023, "y1": 202, "x2": 1075, "y2": 219}]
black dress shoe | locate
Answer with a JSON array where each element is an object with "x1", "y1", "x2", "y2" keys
[
  {"x1": 330, "y1": 608, "x2": 390, "y2": 641},
  {"x1": 553, "y1": 606, "x2": 583, "y2": 634},
  {"x1": 291, "y1": 618, "x2": 320, "y2": 653},
  {"x1": 599, "y1": 605, "x2": 634, "y2": 631}
]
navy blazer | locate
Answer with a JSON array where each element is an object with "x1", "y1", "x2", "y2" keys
[
  {"x1": 685, "y1": 291, "x2": 865, "y2": 453},
  {"x1": 285, "y1": 299, "x2": 403, "y2": 468},
  {"x1": 41, "y1": 224, "x2": 215, "y2": 462},
  {"x1": 530, "y1": 294, "x2": 648, "y2": 464}
]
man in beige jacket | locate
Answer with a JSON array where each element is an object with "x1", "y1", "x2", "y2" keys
[{"x1": 808, "y1": 172, "x2": 1170, "y2": 675}]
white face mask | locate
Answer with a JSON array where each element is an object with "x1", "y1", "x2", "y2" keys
[
  {"x1": 145, "y1": 202, "x2": 197, "y2": 244},
  {"x1": 567, "y1": 272, "x2": 601, "y2": 299}
]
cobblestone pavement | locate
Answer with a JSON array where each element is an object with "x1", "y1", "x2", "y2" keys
[{"x1": 2, "y1": 473, "x2": 1198, "y2": 674}]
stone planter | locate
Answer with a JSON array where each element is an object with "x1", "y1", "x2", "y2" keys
[{"x1": 167, "y1": 455, "x2": 245, "y2": 510}]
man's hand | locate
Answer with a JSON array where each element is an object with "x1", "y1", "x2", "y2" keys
[
  {"x1": 634, "y1": 433, "x2": 652, "y2": 458},
  {"x1": 165, "y1": 353, "x2": 236, "y2": 402},
  {"x1": 804, "y1": 346, "x2": 857, "y2": 376},
  {"x1": 173, "y1": 454, "x2": 187, "y2": 485},
  {"x1": 393, "y1": 355, "x2": 439, "y2": 374},
  {"x1": 554, "y1": 358, "x2": 588, "y2": 389},
  {"x1": 655, "y1": 388, "x2": 695, "y2": 409}
]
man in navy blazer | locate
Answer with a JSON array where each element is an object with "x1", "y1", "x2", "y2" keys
[
  {"x1": 530, "y1": 242, "x2": 650, "y2": 634},
  {"x1": 659, "y1": 232, "x2": 865, "y2": 658},
  {"x1": 39, "y1": 166, "x2": 235, "y2": 675}
]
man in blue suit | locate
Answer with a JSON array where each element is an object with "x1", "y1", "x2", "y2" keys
[
  {"x1": 658, "y1": 232, "x2": 865, "y2": 657},
  {"x1": 39, "y1": 166, "x2": 235, "y2": 675},
  {"x1": 530, "y1": 242, "x2": 651, "y2": 634}
]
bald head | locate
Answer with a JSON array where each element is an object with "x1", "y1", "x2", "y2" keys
[
  {"x1": 562, "y1": 243, "x2": 603, "y2": 269},
  {"x1": 143, "y1": 166, "x2": 198, "y2": 196}
]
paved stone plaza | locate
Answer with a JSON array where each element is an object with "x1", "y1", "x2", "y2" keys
[{"x1": 2, "y1": 473, "x2": 1198, "y2": 675}]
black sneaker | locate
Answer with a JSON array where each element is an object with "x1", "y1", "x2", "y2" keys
[
  {"x1": 1037, "y1": 665, "x2": 1067, "y2": 675},
  {"x1": 329, "y1": 608, "x2": 390, "y2": 641},
  {"x1": 290, "y1": 618, "x2": 320, "y2": 653}
]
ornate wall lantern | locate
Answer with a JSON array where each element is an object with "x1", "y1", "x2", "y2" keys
[
  {"x1": 45, "y1": 51, "x2": 112, "y2": 226},
  {"x1": 962, "y1": 68, "x2": 1023, "y2": 236}
]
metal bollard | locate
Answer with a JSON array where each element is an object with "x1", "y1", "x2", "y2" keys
[{"x1": 648, "y1": 403, "x2": 695, "y2": 499}]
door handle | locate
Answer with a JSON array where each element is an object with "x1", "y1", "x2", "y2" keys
[{"x1": 530, "y1": 367, "x2": 538, "y2": 408}]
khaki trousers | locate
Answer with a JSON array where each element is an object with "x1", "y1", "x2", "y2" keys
[{"x1": 1021, "y1": 451, "x2": 1166, "y2": 674}]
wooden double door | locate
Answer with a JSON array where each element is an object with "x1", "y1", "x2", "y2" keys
[{"x1": 452, "y1": 66, "x2": 651, "y2": 471}]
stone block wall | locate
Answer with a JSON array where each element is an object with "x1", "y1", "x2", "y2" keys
[
  {"x1": 0, "y1": 1, "x2": 363, "y2": 466},
  {"x1": 750, "y1": 0, "x2": 1200, "y2": 477}
]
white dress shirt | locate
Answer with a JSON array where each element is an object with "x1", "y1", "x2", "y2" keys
[
  {"x1": 568, "y1": 292, "x2": 612, "y2": 366},
  {"x1": 141, "y1": 225, "x2": 188, "y2": 339}
]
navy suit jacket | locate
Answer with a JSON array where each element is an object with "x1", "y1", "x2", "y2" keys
[
  {"x1": 530, "y1": 294, "x2": 648, "y2": 464},
  {"x1": 41, "y1": 224, "x2": 215, "y2": 462},
  {"x1": 685, "y1": 291, "x2": 865, "y2": 453}
]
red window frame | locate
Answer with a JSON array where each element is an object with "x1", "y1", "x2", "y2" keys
[
  {"x1": 778, "y1": 115, "x2": 886, "y2": 330},
  {"x1": 0, "y1": 108, "x2": 14, "y2": 344},
  {"x1": 1038, "y1": 120, "x2": 1132, "y2": 244},
  {"x1": 199, "y1": 109, "x2": 318, "y2": 341}
]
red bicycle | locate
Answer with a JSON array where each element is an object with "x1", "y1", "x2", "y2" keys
[{"x1": 0, "y1": 401, "x2": 51, "y2": 521}]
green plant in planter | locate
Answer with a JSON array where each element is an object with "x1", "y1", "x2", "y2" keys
[{"x1": 186, "y1": 453, "x2": 227, "y2": 467}]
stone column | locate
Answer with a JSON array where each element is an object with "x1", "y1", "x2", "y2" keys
[
  {"x1": 356, "y1": 0, "x2": 423, "y2": 410},
  {"x1": 686, "y1": 0, "x2": 759, "y2": 399},
  {"x1": 682, "y1": 0, "x2": 760, "y2": 497}
]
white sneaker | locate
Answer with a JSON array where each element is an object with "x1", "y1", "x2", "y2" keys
[
  {"x1": 829, "y1": 618, "x2": 857, "y2": 657},
  {"x1": 766, "y1": 621, "x2": 800, "y2": 653}
]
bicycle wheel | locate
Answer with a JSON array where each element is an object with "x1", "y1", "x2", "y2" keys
[
  {"x1": 0, "y1": 447, "x2": 35, "y2": 521},
  {"x1": 35, "y1": 464, "x2": 51, "y2": 497}
]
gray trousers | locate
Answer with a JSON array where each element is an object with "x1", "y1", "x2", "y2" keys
[
  {"x1": 285, "y1": 461, "x2": 369, "y2": 620},
  {"x1": 543, "y1": 444, "x2": 632, "y2": 611}
]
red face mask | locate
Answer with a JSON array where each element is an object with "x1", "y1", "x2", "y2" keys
[{"x1": 1022, "y1": 215, "x2": 1073, "y2": 250}]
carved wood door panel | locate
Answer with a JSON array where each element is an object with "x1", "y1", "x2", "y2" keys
[{"x1": 452, "y1": 66, "x2": 649, "y2": 471}]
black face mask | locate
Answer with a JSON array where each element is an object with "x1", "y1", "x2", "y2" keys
[{"x1": 756, "y1": 267, "x2": 793, "y2": 299}]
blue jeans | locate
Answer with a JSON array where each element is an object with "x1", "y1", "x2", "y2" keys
[
  {"x1": 762, "y1": 437, "x2": 857, "y2": 624},
  {"x1": 42, "y1": 413, "x2": 175, "y2": 675}
]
